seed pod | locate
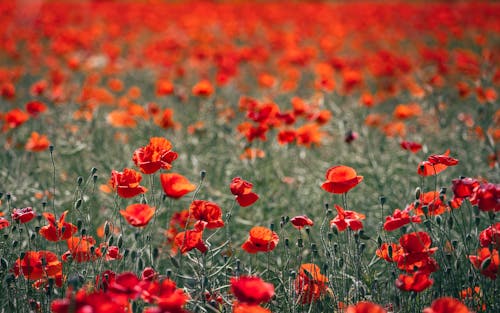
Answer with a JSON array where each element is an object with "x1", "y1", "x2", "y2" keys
[{"x1": 77, "y1": 176, "x2": 84, "y2": 186}]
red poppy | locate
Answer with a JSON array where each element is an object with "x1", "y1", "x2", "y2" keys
[
  {"x1": 470, "y1": 183, "x2": 499, "y2": 212},
  {"x1": 120, "y1": 203, "x2": 155, "y2": 227},
  {"x1": 423, "y1": 297, "x2": 471, "y2": 313},
  {"x1": 230, "y1": 276, "x2": 275, "y2": 305},
  {"x1": 400, "y1": 141, "x2": 422, "y2": 153},
  {"x1": 39, "y1": 210, "x2": 78, "y2": 241},
  {"x1": 277, "y1": 129, "x2": 297, "y2": 145},
  {"x1": 160, "y1": 173, "x2": 196, "y2": 199},
  {"x1": 25, "y1": 132, "x2": 50, "y2": 152},
  {"x1": 469, "y1": 248, "x2": 499, "y2": 279},
  {"x1": 156, "y1": 79, "x2": 174, "y2": 96},
  {"x1": 241, "y1": 226, "x2": 279, "y2": 254},
  {"x1": 410, "y1": 191, "x2": 448, "y2": 216},
  {"x1": 383, "y1": 208, "x2": 421, "y2": 231},
  {"x1": 4, "y1": 108, "x2": 29, "y2": 130},
  {"x1": 51, "y1": 288, "x2": 124, "y2": 313},
  {"x1": 12, "y1": 250, "x2": 62, "y2": 280},
  {"x1": 452, "y1": 177, "x2": 480, "y2": 199},
  {"x1": 393, "y1": 103, "x2": 422, "y2": 119},
  {"x1": 376, "y1": 243, "x2": 403, "y2": 262},
  {"x1": 25, "y1": 101, "x2": 47, "y2": 117},
  {"x1": 132, "y1": 137, "x2": 178, "y2": 174},
  {"x1": 330, "y1": 204, "x2": 365, "y2": 231},
  {"x1": 230, "y1": 177, "x2": 259, "y2": 207},
  {"x1": 397, "y1": 232, "x2": 438, "y2": 273},
  {"x1": 290, "y1": 215, "x2": 314, "y2": 230},
  {"x1": 11, "y1": 207, "x2": 36, "y2": 223},
  {"x1": 428, "y1": 151, "x2": 459, "y2": 166},
  {"x1": 108, "y1": 272, "x2": 142, "y2": 305},
  {"x1": 105, "y1": 246, "x2": 123, "y2": 261},
  {"x1": 174, "y1": 229, "x2": 207, "y2": 254},
  {"x1": 232, "y1": 302, "x2": 271, "y2": 313},
  {"x1": 294, "y1": 263, "x2": 329, "y2": 304},
  {"x1": 321, "y1": 165, "x2": 363, "y2": 194},
  {"x1": 145, "y1": 278, "x2": 190, "y2": 311},
  {"x1": 395, "y1": 271, "x2": 433, "y2": 292},
  {"x1": 154, "y1": 108, "x2": 180, "y2": 130},
  {"x1": 109, "y1": 168, "x2": 148, "y2": 198},
  {"x1": 346, "y1": 301, "x2": 387, "y2": 313},
  {"x1": 0, "y1": 217, "x2": 9, "y2": 230},
  {"x1": 192, "y1": 80, "x2": 214, "y2": 97},
  {"x1": 189, "y1": 200, "x2": 224, "y2": 230},
  {"x1": 479, "y1": 223, "x2": 500, "y2": 249},
  {"x1": 417, "y1": 150, "x2": 458, "y2": 176},
  {"x1": 63, "y1": 236, "x2": 102, "y2": 262}
]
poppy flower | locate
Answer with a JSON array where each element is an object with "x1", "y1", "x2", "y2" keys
[
  {"x1": 105, "y1": 246, "x2": 122, "y2": 261},
  {"x1": 400, "y1": 141, "x2": 422, "y2": 153},
  {"x1": 25, "y1": 101, "x2": 47, "y2": 117},
  {"x1": 107, "y1": 110, "x2": 137, "y2": 128},
  {"x1": 393, "y1": 103, "x2": 422, "y2": 119},
  {"x1": 192, "y1": 80, "x2": 214, "y2": 97},
  {"x1": 417, "y1": 150, "x2": 457, "y2": 176},
  {"x1": 452, "y1": 177, "x2": 480, "y2": 199},
  {"x1": 383, "y1": 208, "x2": 421, "y2": 231},
  {"x1": 39, "y1": 210, "x2": 78, "y2": 241},
  {"x1": 12, "y1": 250, "x2": 62, "y2": 280},
  {"x1": 147, "y1": 278, "x2": 190, "y2": 311},
  {"x1": 479, "y1": 223, "x2": 500, "y2": 249},
  {"x1": 241, "y1": 226, "x2": 279, "y2": 254},
  {"x1": 296, "y1": 123, "x2": 324, "y2": 147},
  {"x1": 154, "y1": 108, "x2": 180, "y2": 130},
  {"x1": 109, "y1": 168, "x2": 148, "y2": 198},
  {"x1": 239, "y1": 148, "x2": 265, "y2": 160},
  {"x1": 120, "y1": 203, "x2": 155, "y2": 227},
  {"x1": 189, "y1": 200, "x2": 224, "y2": 230},
  {"x1": 346, "y1": 301, "x2": 387, "y2": 313},
  {"x1": 294, "y1": 263, "x2": 329, "y2": 304},
  {"x1": 398, "y1": 232, "x2": 438, "y2": 273},
  {"x1": 174, "y1": 229, "x2": 207, "y2": 254},
  {"x1": 25, "y1": 131, "x2": 50, "y2": 152},
  {"x1": 63, "y1": 236, "x2": 102, "y2": 262},
  {"x1": 330, "y1": 204, "x2": 365, "y2": 232},
  {"x1": 108, "y1": 272, "x2": 142, "y2": 304},
  {"x1": 376, "y1": 243, "x2": 403, "y2": 262},
  {"x1": 290, "y1": 215, "x2": 314, "y2": 230},
  {"x1": 160, "y1": 173, "x2": 196, "y2": 199},
  {"x1": 423, "y1": 297, "x2": 471, "y2": 313},
  {"x1": 230, "y1": 276, "x2": 275, "y2": 305},
  {"x1": 230, "y1": 177, "x2": 259, "y2": 207},
  {"x1": 0, "y1": 217, "x2": 9, "y2": 230},
  {"x1": 4, "y1": 108, "x2": 29, "y2": 130},
  {"x1": 410, "y1": 191, "x2": 448, "y2": 216},
  {"x1": 51, "y1": 289, "x2": 124, "y2": 313},
  {"x1": 132, "y1": 137, "x2": 178, "y2": 174},
  {"x1": 428, "y1": 151, "x2": 459, "y2": 166},
  {"x1": 156, "y1": 79, "x2": 174, "y2": 96},
  {"x1": 469, "y1": 248, "x2": 499, "y2": 279},
  {"x1": 232, "y1": 302, "x2": 271, "y2": 313},
  {"x1": 277, "y1": 129, "x2": 297, "y2": 145},
  {"x1": 321, "y1": 165, "x2": 363, "y2": 194},
  {"x1": 11, "y1": 207, "x2": 35, "y2": 223},
  {"x1": 470, "y1": 183, "x2": 499, "y2": 212},
  {"x1": 395, "y1": 271, "x2": 433, "y2": 292}
]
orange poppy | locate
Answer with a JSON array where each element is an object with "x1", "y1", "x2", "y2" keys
[
  {"x1": 132, "y1": 137, "x2": 178, "y2": 174},
  {"x1": 192, "y1": 80, "x2": 214, "y2": 97},
  {"x1": 294, "y1": 263, "x2": 329, "y2": 304},
  {"x1": 174, "y1": 229, "x2": 207, "y2": 254},
  {"x1": 417, "y1": 150, "x2": 457, "y2": 176},
  {"x1": 469, "y1": 248, "x2": 499, "y2": 279},
  {"x1": 423, "y1": 297, "x2": 471, "y2": 313},
  {"x1": 120, "y1": 203, "x2": 155, "y2": 227},
  {"x1": 107, "y1": 110, "x2": 137, "y2": 128},
  {"x1": 63, "y1": 236, "x2": 102, "y2": 263},
  {"x1": 376, "y1": 243, "x2": 403, "y2": 262},
  {"x1": 39, "y1": 211, "x2": 78, "y2": 242},
  {"x1": 25, "y1": 131, "x2": 50, "y2": 152},
  {"x1": 12, "y1": 251, "x2": 62, "y2": 280},
  {"x1": 156, "y1": 79, "x2": 174, "y2": 96},
  {"x1": 241, "y1": 226, "x2": 279, "y2": 254},
  {"x1": 154, "y1": 108, "x2": 180, "y2": 130},
  {"x1": 109, "y1": 168, "x2": 148, "y2": 198},
  {"x1": 321, "y1": 165, "x2": 363, "y2": 194},
  {"x1": 346, "y1": 301, "x2": 387, "y2": 313},
  {"x1": 233, "y1": 302, "x2": 271, "y2": 313},
  {"x1": 239, "y1": 148, "x2": 265, "y2": 160},
  {"x1": 393, "y1": 103, "x2": 422, "y2": 119},
  {"x1": 160, "y1": 173, "x2": 196, "y2": 199},
  {"x1": 189, "y1": 200, "x2": 224, "y2": 230}
]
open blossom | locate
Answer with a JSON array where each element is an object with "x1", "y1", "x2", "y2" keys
[
  {"x1": 294, "y1": 263, "x2": 330, "y2": 304},
  {"x1": 25, "y1": 132, "x2": 50, "y2": 152},
  {"x1": 395, "y1": 271, "x2": 433, "y2": 292},
  {"x1": 330, "y1": 204, "x2": 365, "y2": 231},
  {"x1": 120, "y1": 203, "x2": 155, "y2": 227},
  {"x1": 242, "y1": 226, "x2": 279, "y2": 253},
  {"x1": 11, "y1": 207, "x2": 35, "y2": 223},
  {"x1": 469, "y1": 248, "x2": 499, "y2": 279},
  {"x1": 417, "y1": 150, "x2": 458, "y2": 176},
  {"x1": 230, "y1": 276, "x2": 274, "y2": 305},
  {"x1": 39, "y1": 211, "x2": 78, "y2": 241},
  {"x1": 400, "y1": 141, "x2": 422, "y2": 153},
  {"x1": 160, "y1": 173, "x2": 196, "y2": 199},
  {"x1": 383, "y1": 207, "x2": 421, "y2": 231},
  {"x1": 132, "y1": 137, "x2": 178, "y2": 174},
  {"x1": 12, "y1": 250, "x2": 62, "y2": 280},
  {"x1": 230, "y1": 177, "x2": 259, "y2": 207},
  {"x1": 470, "y1": 182, "x2": 499, "y2": 212},
  {"x1": 290, "y1": 215, "x2": 314, "y2": 230},
  {"x1": 321, "y1": 165, "x2": 363, "y2": 194},
  {"x1": 479, "y1": 222, "x2": 500, "y2": 249},
  {"x1": 174, "y1": 229, "x2": 208, "y2": 254},
  {"x1": 189, "y1": 200, "x2": 224, "y2": 230},
  {"x1": 423, "y1": 297, "x2": 471, "y2": 313},
  {"x1": 110, "y1": 168, "x2": 148, "y2": 198}
]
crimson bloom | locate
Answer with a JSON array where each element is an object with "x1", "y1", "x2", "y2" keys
[
  {"x1": 398, "y1": 231, "x2": 438, "y2": 273},
  {"x1": 290, "y1": 215, "x2": 314, "y2": 230},
  {"x1": 109, "y1": 168, "x2": 148, "y2": 198},
  {"x1": 479, "y1": 223, "x2": 500, "y2": 249},
  {"x1": 230, "y1": 177, "x2": 259, "y2": 207},
  {"x1": 400, "y1": 141, "x2": 422, "y2": 153},
  {"x1": 383, "y1": 207, "x2": 421, "y2": 231},
  {"x1": 470, "y1": 182, "x2": 499, "y2": 212},
  {"x1": 0, "y1": 217, "x2": 9, "y2": 230},
  {"x1": 174, "y1": 229, "x2": 208, "y2": 254},
  {"x1": 143, "y1": 278, "x2": 190, "y2": 312},
  {"x1": 241, "y1": 226, "x2": 279, "y2": 254},
  {"x1": 120, "y1": 203, "x2": 155, "y2": 227},
  {"x1": 395, "y1": 271, "x2": 433, "y2": 292},
  {"x1": 469, "y1": 248, "x2": 499, "y2": 279},
  {"x1": 51, "y1": 288, "x2": 125, "y2": 313},
  {"x1": 230, "y1": 276, "x2": 275, "y2": 305},
  {"x1": 346, "y1": 301, "x2": 387, "y2": 313},
  {"x1": 232, "y1": 302, "x2": 271, "y2": 313},
  {"x1": 132, "y1": 137, "x2": 178, "y2": 174},
  {"x1": 192, "y1": 80, "x2": 214, "y2": 97},
  {"x1": 321, "y1": 165, "x2": 363, "y2": 194},
  {"x1": 11, "y1": 207, "x2": 35, "y2": 223},
  {"x1": 451, "y1": 177, "x2": 479, "y2": 199},
  {"x1": 160, "y1": 173, "x2": 196, "y2": 199},
  {"x1": 423, "y1": 297, "x2": 471, "y2": 313},
  {"x1": 39, "y1": 210, "x2": 78, "y2": 241},
  {"x1": 12, "y1": 250, "x2": 62, "y2": 280},
  {"x1": 25, "y1": 101, "x2": 47, "y2": 117},
  {"x1": 330, "y1": 204, "x2": 365, "y2": 231},
  {"x1": 189, "y1": 200, "x2": 224, "y2": 230}
]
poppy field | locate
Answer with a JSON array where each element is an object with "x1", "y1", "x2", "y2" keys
[{"x1": 1, "y1": 1, "x2": 499, "y2": 312}]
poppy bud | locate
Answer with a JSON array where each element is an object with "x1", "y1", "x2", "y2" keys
[
  {"x1": 447, "y1": 216, "x2": 453, "y2": 229},
  {"x1": 153, "y1": 247, "x2": 159, "y2": 260},
  {"x1": 49, "y1": 145, "x2": 54, "y2": 153},
  {"x1": 488, "y1": 212, "x2": 495, "y2": 221},
  {"x1": 473, "y1": 205, "x2": 479, "y2": 215},
  {"x1": 445, "y1": 253, "x2": 452, "y2": 262},
  {"x1": 324, "y1": 203, "x2": 329, "y2": 211},
  {"x1": 474, "y1": 216, "x2": 481, "y2": 226},
  {"x1": 270, "y1": 223, "x2": 275, "y2": 231},
  {"x1": 77, "y1": 176, "x2": 83, "y2": 186},
  {"x1": 466, "y1": 234, "x2": 473, "y2": 243},
  {"x1": 138, "y1": 258, "x2": 144, "y2": 270},
  {"x1": 481, "y1": 258, "x2": 491, "y2": 270},
  {"x1": 388, "y1": 245, "x2": 393, "y2": 259},
  {"x1": 377, "y1": 235, "x2": 382, "y2": 246},
  {"x1": 422, "y1": 206, "x2": 429, "y2": 216},
  {"x1": 305, "y1": 227, "x2": 311, "y2": 235},
  {"x1": 236, "y1": 259, "x2": 241, "y2": 272},
  {"x1": 30, "y1": 232, "x2": 36, "y2": 240},
  {"x1": 424, "y1": 220, "x2": 431, "y2": 229},
  {"x1": 104, "y1": 222, "x2": 110, "y2": 237},
  {"x1": 289, "y1": 270, "x2": 296, "y2": 279},
  {"x1": 0, "y1": 192, "x2": 2, "y2": 199},
  {"x1": 328, "y1": 232, "x2": 334, "y2": 242},
  {"x1": 338, "y1": 257, "x2": 344, "y2": 268},
  {"x1": 12, "y1": 240, "x2": 18, "y2": 248},
  {"x1": 74, "y1": 199, "x2": 82, "y2": 210},
  {"x1": 436, "y1": 216, "x2": 442, "y2": 225},
  {"x1": 379, "y1": 195, "x2": 386, "y2": 206},
  {"x1": 170, "y1": 256, "x2": 179, "y2": 268},
  {"x1": 285, "y1": 238, "x2": 290, "y2": 248},
  {"x1": 91, "y1": 167, "x2": 98, "y2": 175},
  {"x1": 166, "y1": 269, "x2": 172, "y2": 278},
  {"x1": 200, "y1": 170, "x2": 206, "y2": 180},
  {"x1": 34, "y1": 226, "x2": 40, "y2": 233},
  {"x1": 1, "y1": 258, "x2": 7, "y2": 269},
  {"x1": 117, "y1": 235, "x2": 123, "y2": 248},
  {"x1": 3, "y1": 234, "x2": 8, "y2": 240},
  {"x1": 123, "y1": 248, "x2": 129, "y2": 258},
  {"x1": 6, "y1": 193, "x2": 11, "y2": 201},
  {"x1": 333, "y1": 243, "x2": 338, "y2": 253},
  {"x1": 108, "y1": 236, "x2": 114, "y2": 246},
  {"x1": 93, "y1": 175, "x2": 98, "y2": 184},
  {"x1": 141, "y1": 197, "x2": 147, "y2": 204},
  {"x1": 297, "y1": 238, "x2": 303, "y2": 248},
  {"x1": 451, "y1": 240, "x2": 458, "y2": 249},
  {"x1": 81, "y1": 228, "x2": 87, "y2": 235}
]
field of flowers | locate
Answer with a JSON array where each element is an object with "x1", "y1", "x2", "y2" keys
[{"x1": 0, "y1": 1, "x2": 499, "y2": 312}]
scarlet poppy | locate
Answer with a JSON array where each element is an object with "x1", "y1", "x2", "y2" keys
[
  {"x1": 189, "y1": 200, "x2": 224, "y2": 230},
  {"x1": 469, "y1": 248, "x2": 499, "y2": 279},
  {"x1": 410, "y1": 191, "x2": 448, "y2": 216},
  {"x1": 108, "y1": 272, "x2": 142, "y2": 305},
  {"x1": 174, "y1": 229, "x2": 207, "y2": 254},
  {"x1": 290, "y1": 215, "x2": 314, "y2": 230},
  {"x1": 232, "y1": 302, "x2": 271, "y2": 313},
  {"x1": 132, "y1": 137, "x2": 178, "y2": 174},
  {"x1": 160, "y1": 173, "x2": 196, "y2": 199},
  {"x1": 346, "y1": 301, "x2": 387, "y2": 313},
  {"x1": 417, "y1": 150, "x2": 457, "y2": 176},
  {"x1": 383, "y1": 208, "x2": 421, "y2": 231},
  {"x1": 321, "y1": 165, "x2": 363, "y2": 194},
  {"x1": 4, "y1": 108, "x2": 29, "y2": 130},
  {"x1": 294, "y1": 263, "x2": 329, "y2": 304},
  {"x1": 63, "y1": 236, "x2": 102, "y2": 262},
  {"x1": 120, "y1": 203, "x2": 155, "y2": 227},
  {"x1": 452, "y1": 177, "x2": 480, "y2": 199},
  {"x1": 470, "y1": 183, "x2": 499, "y2": 212},
  {"x1": 428, "y1": 151, "x2": 459, "y2": 166},
  {"x1": 109, "y1": 168, "x2": 147, "y2": 198},
  {"x1": 393, "y1": 103, "x2": 422, "y2": 119},
  {"x1": 39, "y1": 211, "x2": 78, "y2": 241},
  {"x1": 330, "y1": 204, "x2": 365, "y2": 231},
  {"x1": 230, "y1": 276, "x2": 275, "y2": 305},
  {"x1": 0, "y1": 217, "x2": 9, "y2": 230},
  {"x1": 11, "y1": 207, "x2": 36, "y2": 224},
  {"x1": 230, "y1": 177, "x2": 259, "y2": 207},
  {"x1": 479, "y1": 223, "x2": 500, "y2": 249},
  {"x1": 423, "y1": 297, "x2": 471, "y2": 313},
  {"x1": 400, "y1": 141, "x2": 422, "y2": 153},
  {"x1": 192, "y1": 80, "x2": 214, "y2": 97},
  {"x1": 25, "y1": 101, "x2": 47, "y2": 117},
  {"x1": 241, "y1": 226, "x2": 279, "y2": 253},
  {"x1": 150, "y1": 278, "x2": 190, "y2": 311},
  {"x1": 376, "y1": 243, "x2": 403, "y2": 262},
  {"x1": 25, "y1": 132, "x2": 50, "y2": 152},
  {"x1": 12, "y1": 250, "x2": 62, "y2": 280},
  {"x1": 51, "y1": 288, "x2": 124, "y2": 313},
  {"x1": 395, "y1": 271, "x2": 433, "y2": 292}
]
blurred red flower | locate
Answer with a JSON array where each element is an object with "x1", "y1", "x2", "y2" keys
[
  {"x1": 120, "y1": 203, "x2": 155, "y2": 227},
  {"x1": 469, "y1": 248, "x2": 499, "y2": 279},
  {"x1": 383, "y1": 208, "x2": 421, "y2": 231},
  {"x1": 346, "y1": 301, "x2": 387, "y2": 313},
  {"x1": 452, "y1": 177, "x2": 479, "y2": 199},
  {"x1": 290, "y1": 215, "x2": 314, "y2": 230},
  {"x1": 192, "y1": 80, "x2": 214, "y2": 97},
  {"x1": 230, "y1": 276, "x2": 274, "y2": 305},
  {"x1": 11, "y1": 207, "x2": 35, "y2": 223},
  {"x1": 174, "y1": 229, "x2": 207, "y2": 254},
  {"x1": 25, "y1": 132, "x2": 50, "y2": 152},
  {"x1": 400, "y1": 141, "x2": 422, "y2": 153},
  {"x1": 25, "y1": 101, "x2": 47, "y2": 117},
  {"x1": 479, "y1": 222, "x2": 500, "y2": 249},
  {"x1": 12, "y1": 250, "x2": 62, "y2": 280},
  {"x1": 470, "y1": 182, "x2": 499, "y2": 212},
  {"x1": 294, "y1": 263, "x2": 329, "y2": 304},
  {"x1": 423, "y1": 297, "x2": 471, "y2": 313},
  {"x1": 395, "y1": 271, "x2": 433, "y2": 292}
]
